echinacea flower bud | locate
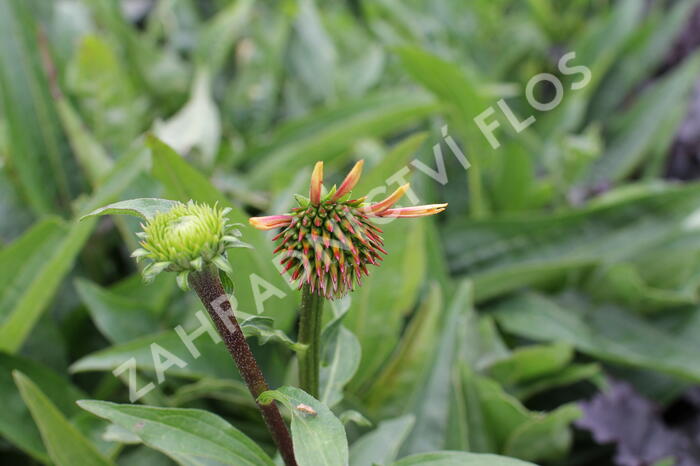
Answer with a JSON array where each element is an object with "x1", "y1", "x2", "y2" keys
[
  {"x1": 250, "y1": 161, "x2": 447, "y2": 299},
  {"x1": 130, "y1": 201, "x2": 249, "y2": 288},
  {"x1": 82, "y1": 195, "x2": 295, "y2": 465}
]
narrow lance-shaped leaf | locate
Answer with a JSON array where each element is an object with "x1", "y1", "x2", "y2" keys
[
  {"x1": 13, "y1": 372, "x2": 113, "y2": 466},
  {"x1": 0, "y1": 218, "x2": 94, "y2": 352},
  {"x1": 0, "y1": 354, "x2": 86, "y2": 462},
  {"x1": 0, "y1": 139, "x2": 149, "y2": 352},
  {"x1": 81, "y1": 198, "x2": 181, "y2": 221},
  {"x1": 403, "y1": 281, "x2": 474, "y2": 455},
  {"x1": 78, "y1": 400, "x2": 274, "y2": 466},
  {"x1": 0, "y1": 0, "x2": 73, "y2": 214}
]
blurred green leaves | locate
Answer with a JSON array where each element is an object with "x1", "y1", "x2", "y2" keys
[
  {"x1": 494, "y1": 293, "x2": 700, "y2": 382},
  {"x1": 2, "y1": 0, "x2": 700, "y2": 464},
  {"x1": 0, "y1": 0, "x2": 74, "y2": 214}
]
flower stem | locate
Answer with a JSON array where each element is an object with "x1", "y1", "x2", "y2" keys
[
  {"x1": 188, "y1": 267, "x2": 297, "y2": 466},
  {"x1": 297, "y1": 284, "x2": 324, "y2": 398}
]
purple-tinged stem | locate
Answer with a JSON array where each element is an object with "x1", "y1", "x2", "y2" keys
[{"x1": 188, "y1": 267, "x2": 297, "y2": 466}]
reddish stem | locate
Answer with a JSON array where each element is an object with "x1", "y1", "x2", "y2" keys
[{"x1": 189, "y1": 267, "x2": 297, "y2": 466}]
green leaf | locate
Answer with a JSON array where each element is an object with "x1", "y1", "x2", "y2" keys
[
  {"x1": 75, "y1": 278, "x2": 161, "y2": 343},
  {"x1": 246, "y1": 90, "x2": 437, "y2": 187},
  {"x1": 395, "y1": 46, "x2": 489, "y2": 134},
  {"x1": 0, "y1": 0, "x2": 73, "y2": 214},
  {"x1": 537, "y1": 0, "x2": 644, "y2": 136},
  {"x1": 109, "y1": 273, "x2": 177, "y2": 316},
  {"x1": 81, "y1": 198, "x2": 180, "y2": 221},
  {"x1": 445, "y1": 182, "x2": 700, "y2": 302},
  {"x1": 493, "y1": 293, "x2": 700, "y2": 382},
  {"x1": 363, "y1": 283, "x2": 442, "y2": 417},
  {"x1": 0, "y1": 166, "x2": 34, "y2": 243},
  {"x1": 395, "y1": 46, "x2": 492, "y2": 216},
  {"x1": 510, "y1": 363, "x2": 602, "y2": 401},
  {"x1": 485, "y1": 374, "x2": 574, "y2": 456},
  {"x1": 490, "y1": 143, "x2": 540, "y2": 213},
  {"x1": 0, "y1": 354, "x2": 85, "y2": 462},
  {"x1": 339, "y1": 410, "x2": 371, "y2": 427},
  {"x1": 118, "y1": 446, "x2": 173, "y2": 466},
  {"x1": 288, "y1": 0, "x2": 337, "y2": 102},
  {"x1": 102, "y1": 423, "x2": 141, "y2": 444},
  {"x1": 196, "y1": 0, "x2": 254, "y2": 74},
  {"x1": 239, "y1": 314, "x2": 302, "y2": 350},
  {"x1": 403, "y1": 281, "x2": 474, "y2": 455},
  {"x1": 392, "y1": 451, "x2": 535, "y2": 466},
  {"x1": 584, "y1": 229, "x2": 700, "y2": 313},
  {"x1": 590, "y1": 0, "x2": 698, "y2": 120},
  {"x1": 449, "y1": 364, "x2": 581, "y2": 461},
  {"x1": 0, "y1": 217, "x2": 64, "y2": 321},
  {"x1": 13, "y1": 372, "x2": 113, "y2": 466},
  {"x1": 170, "y1": 378, "x2": 253, "y2": 408},
  {"x1": 75, "y1": 140, "x2": 151, "y2": 218},
  {"x1": 70, "y1": 330, "x2": 235, "y2": 380},
  {"x1": 349, "y1": 415, "x2": 415, "y2": 466},
  {"x1": 2, "y1": 139, "x2": 153, "y2": 340},
  {"x1": 320, "y1": 306, "x2": 361, "y2": 408},
  {"x1": 0, "y1": 218, "x2": 94, "y2": 352},
  {"x1": 486, "y1": 342, "x2": 573, "y2": 386},
  {"x1": 503, "y1": 404, "x2": 582, "y2": 461},
  {"x1": 258, "y1": 386, "x2": 349, "y2": 466},
  {"x1": 54, "y1": 96, "x2": 114, "y2": 184},
  {"x1": 66, "y1": 34, "x2": 148, "y2": 151},
  {"x1": 448, "y1": 365, "x2": 495, "y2": 453},
  {"x1": 89, "y1": 0, "x2": 188, "y2": 100},
  {"x1": 353, "y1": 132, "x2": 428, "y2": 192},
  {"x1": 78, "y1": 400, "x2": 274, "y2": 466},
  {"x1": 586, "y1": 262, "x2": 700, "y2": 313},
  {"x1": 582, "y1": 52, "x2": 700, "y2": 186},
  {"x1": 345, "y1": 136, "x2": 431, "y2": 391}
]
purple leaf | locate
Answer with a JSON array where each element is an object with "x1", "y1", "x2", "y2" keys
[{"x1": 576, "y1": 381, "x2": 700, "y2": 466}]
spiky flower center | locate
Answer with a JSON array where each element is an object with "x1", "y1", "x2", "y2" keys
[{"x1": 274, "y1": 199, "x2": 386, "y2": 299}]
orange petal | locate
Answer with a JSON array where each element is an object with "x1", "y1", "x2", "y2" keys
[
  {"x1": 360, "y1": 184, "x2": 410, "y2": 215},
  {"x1": 332, "y1": 160, "x2": 364, "y2": 201},
  {"x1": 249, "y1": 215, "x2": 293, "y2": 230},
  {"x1": 378, "y1": 203, "x2": 448, "y2": 218},
  {"x1": 310, "y1": 161, "x2": 324, "y2": 205}
]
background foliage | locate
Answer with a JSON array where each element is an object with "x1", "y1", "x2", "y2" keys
[{"x1": 2, "y1": 0, "x2": 700, "y2": 464}]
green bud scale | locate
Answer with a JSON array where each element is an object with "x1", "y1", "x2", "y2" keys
[{"x1": 132, "y1": 201, "x2": 248, "y2": 288}]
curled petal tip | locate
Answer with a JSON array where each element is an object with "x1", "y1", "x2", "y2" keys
[
  {"x1": 310, "y1": 161, "x2": 324, "y2": 205},
  {"x1": 333, "y1": 160, "x2": 364, "y2": 201},
  {"x1": 378, "y1": 203, "x2": 448, "y2": 218},
  {"x1": 361, "y1": 183, "x2": 411, "y2": 215},
  {"x1": 249, "y1": 215, "x2": 293, "y2": 230}
]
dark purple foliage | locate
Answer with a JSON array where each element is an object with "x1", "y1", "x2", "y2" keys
[{"x1": 576, "y1": 382, "x2": 700, "y2": 466}]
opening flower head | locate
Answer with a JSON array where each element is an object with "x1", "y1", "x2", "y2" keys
[{"x1": 250, "y1": 161, "x2": 447, "y2": 299}]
